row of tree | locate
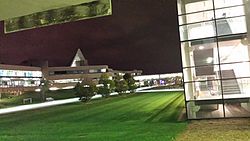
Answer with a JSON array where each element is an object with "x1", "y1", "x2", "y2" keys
[{"x1": 74, "y1": 73, "x2": 137, "y2": 102}]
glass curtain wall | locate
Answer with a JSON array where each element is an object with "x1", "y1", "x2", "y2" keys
[{"x1": 178, "y1": 0, "x2": 250, "y2": 119}]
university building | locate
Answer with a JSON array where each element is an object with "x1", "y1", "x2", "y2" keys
[
  {"x1": 0, "y1": 49, "x2": 142, "y2": 94},
  {"x1": 178, "y1": 0, "x2": 250, "y2": 119}
]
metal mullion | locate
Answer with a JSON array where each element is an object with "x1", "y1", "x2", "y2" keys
[
  {"x1": 179, "y1": 19, "x2": 214, "y2": 26},
  {"x1": 214, "y1": 4, "x2": 245, "y2": 11},
  {"x1": 179, "y1": 14, "x2": 245, "y2": 26},
  {"x1": 183, "y1": 60, "x2": 250, "y2": 69},
  {"x1": 212, "y1": 0, "x2": 226, "y2": 118},
  {"x1": 184, "y1": 76, "x2": 250, "y2": 84},
  {"x1": 183, "y1": 63, "x2": 220, "y2": 69},
  {"x1": 176, "y1": 0, "x2": 189, "y2": 120},
  {"x1": 178, "y1": 4, "x2": 245, "y2": 17},
  {"x1": 178, "y1": 9, "x2": 214, "y2": 16},
  {"x1": 181, "y1": 32, "x2": 247, "y2": 43}
]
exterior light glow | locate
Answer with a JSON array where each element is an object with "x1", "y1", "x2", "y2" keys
[
  {"x1": 206, "y1": 57, "x2": 213, "y2": 63},
  {"x1": 35, "y1": 89, "x2": 41, "y2": 92},
  {"x1": 49, "y1": 87, "x2": 59, "y2": 91},
  {"x1": 62, "y1": 86, "x2": 75, "y2": 90},
  {"x1": 199, "y1": 46, "x2": 204, "y2": 50}
]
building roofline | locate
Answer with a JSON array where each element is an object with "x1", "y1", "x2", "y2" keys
[{"x1": 0, "y1": 64, "x2": 41, "y2": 71}]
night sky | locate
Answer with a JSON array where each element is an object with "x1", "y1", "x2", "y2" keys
[{"x1": 0, "y1": 0, "x2": 181, "y2": 75}]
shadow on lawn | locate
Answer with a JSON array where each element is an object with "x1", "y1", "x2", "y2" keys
[{"x1": 145, "y1": 94, "x2": 187, "y2": 123}]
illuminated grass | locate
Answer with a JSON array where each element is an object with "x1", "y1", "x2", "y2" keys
[
  {"x1": 0, "y1": 92, "x2": 186, "y2": 141},
  {"x1": 0, "y1": 89, "x2": 76, "y2": 108}
]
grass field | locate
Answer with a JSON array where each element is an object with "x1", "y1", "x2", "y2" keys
[
  {"x1": 0, "y1": 92, "x2": 186, "y2": 141},
  {"x1": 0, "y1": 89, "x2": 76, "y2": 109},
  {"x1": 176, "y1": 118, "x2": 250, "y2": 141}
]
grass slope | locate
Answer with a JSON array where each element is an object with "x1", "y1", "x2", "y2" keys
[
  {"x1": 0, "y1": 89, "x2": 76, "y2": 109},
  {"x1": 177, "y1": 119, "x2": 250, "y2": 141},
  {"x1": 0, "y1": 92, "x2": 186, "y2": 141}
]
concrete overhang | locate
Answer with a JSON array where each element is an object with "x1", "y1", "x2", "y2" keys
[{"x1": 0, "y1": 0, "x2": 97, "y2": 21}]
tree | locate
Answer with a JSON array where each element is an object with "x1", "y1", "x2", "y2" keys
[
  {"x1": 144, "y1": 80, "x2": 150, "y2": 86},
  {"x1": 74, "y1": 77, "x2": 97, "y2": 102},
  {"x1": 40, "y1": 79, "x2": 50, "y2": 102},
  {"x1": 74, "y1": 82, "x2": 84, "y2": 99},
  {"x1": 123, "y1": 73, "x2": 137, "y2": 93},
  {"x1": 114, "y1": 75, "x2": 128, "y2": 94},
  {"x1": 98, "y1": 73, "x2": 115, "y2": 98}
]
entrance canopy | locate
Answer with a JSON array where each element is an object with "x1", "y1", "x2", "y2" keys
[
  {"x1": 0, "y1": 0, "x2": 96, "y2": 20},
  {"x1": 0, "y1": 0, "x2": 112, "y2": 33}
]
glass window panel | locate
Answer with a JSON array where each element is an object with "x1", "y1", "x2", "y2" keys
[
  {"x1": 237, "y1": 78, "x2": 250, "y2": 97},
  {"x1": 216, "y1": 16, "x2": 247, "y2": 36},
  {"x1": 181, "y1": 42, "x2": 193, "y2": 68},
  {"x1": 181, "y1": 38, "x2": 219, "y2": 68},
  {"x1": 180, "y1": 21, "x2": 216, "y2": 41},
  {"x1": 179, "y1": 10, "x2": 214, "y2": 25},
  {"x1": 183, "y1": 65, "x2": 220, "y2": 82},
  {"x1": 187, "y1": 101, "x2": 224, "y2": 119},
  {"x1": 222, "y1": 78, "x2": 250, "y2": 97},
  {"x1": 224, "y1": 98, "x2": 250, "y2": 118},
  {"x1": 215, "y1": 6, "x2": 245, "y2": 19},
  {"x1": 185, "y1": 0, "x2": 213, "y2": 14},
  {"x1": 218, "y1": 35, "x2": 249, "y2": 63},
  {"x1": 214, "y1": 0, "x2": 244, "y2": 9},
  {"x1": 177, "y1": 0, "x2": 213, "y2": 15},
  {"x1": 185, "y1": 80, "x2": 222, "y2": 101},
  {"x1": 177, "y1": 0, "x2": 183, "y2": 15},
  {"x1": 184, "y1": 82, "x2": 196, "y2": 100},
  {"x1": 220, "y1": 62, "x2": 250, "y2": 79},
  {"x1": 222, "y1": 78, "x2": 242, "y2": 96}
]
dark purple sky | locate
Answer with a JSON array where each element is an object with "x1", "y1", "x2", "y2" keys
[{"x1": 0, "y1": 0, "x2": 181, "y2": 75}]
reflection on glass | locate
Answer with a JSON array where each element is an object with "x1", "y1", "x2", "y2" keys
[
  {"x1": 180, "y1": 21, "x2": 216, "y2": 41},
  {"x1": 214, "y1": 0, "x2": 244, "y2": 9},
  {"x1": 218, "y1": 35, "x2": 249, "y2": 63},
  {"x1": 179, "y1": 10, "x2": 214, "y2": 25},
  {"x1": 233, "y1": 78, "x2": 250, "y2": 96},
  {"x1": 187, "y1": 101, "x2": 224, "y2": 119},
  {"x1": 215, "y1": 6, "x2": 245, "y2": 19},
  {"x1": 216, "y1": 16, "x2": 247, "y2": 36},
  {"x1": 185, "y1": 80, "x2": 222, "y2": 101},
  {"x1": 177, "y1": 0, "x2": 213, "y2": 15},
  {"x1": 220, "y1": 62, "x2": 250, "y2": 79},
  {"x1": 224, "y1": 99, "x2": 250, "y2": 118},
  {"x1": 181, "y1": 38, "x2": 218, "y2": 67},
  {"x1": 185, "y1": 0, "x2": 213, "y2": 14},
  {"x1": 222, "y1": 78, "x2": 250, "y2": 97},
  {"x1": 183, "y1": 65, "x2": 220, "y2": 82}
]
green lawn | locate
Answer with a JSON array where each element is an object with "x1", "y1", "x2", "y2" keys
[
  {"x1": 0, "y1": 92, "x2": 187, "y2": 141},
  {"x1": 177, "y1": 118, "x2": 250, "y2": 141},
  {"x1": 0, "y1": 89, "x2": 76, "y2": 109}
]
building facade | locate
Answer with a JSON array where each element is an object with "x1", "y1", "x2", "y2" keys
[
  {"x1": 0, "y1": 64, "x2": 42, "y2": 94},
  {"x1": 0, "y1": 49, "x2": 142, "y2": 94},
  {"x1": 178, "y1": 0, "x2": 250, "y2": 119}
]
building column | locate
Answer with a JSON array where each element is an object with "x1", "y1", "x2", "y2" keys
[{"x1": 245, "y1": 0, "x2": 250, "y2": 41}]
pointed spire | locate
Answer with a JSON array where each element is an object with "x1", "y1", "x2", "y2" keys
[{"x1": 71, "y1": 49, "x2": 88, "y2": 67}]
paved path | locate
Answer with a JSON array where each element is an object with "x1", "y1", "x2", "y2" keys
[{"x1": 136, "y1": 89, "x2": 184, "y2": 93}]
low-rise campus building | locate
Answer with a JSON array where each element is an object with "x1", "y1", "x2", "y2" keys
[{"x1": 0, "y1": 49, "x2": 142, "y2": 94}]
